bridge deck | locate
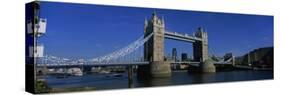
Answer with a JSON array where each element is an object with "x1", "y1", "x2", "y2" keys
[
  {"x1": 37, "y1": 60, "x2": 232, "y2": 67},
  {"x1": 164, "y1": 31, "x2": 202, "y2": 42},
  {"x1": 37, "y1": 62, "x2": 150, "y2": 67}
]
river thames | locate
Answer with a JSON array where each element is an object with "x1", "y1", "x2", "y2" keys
[{"x1": 45, "y1": 70, "x2": 273, "y2": 90}]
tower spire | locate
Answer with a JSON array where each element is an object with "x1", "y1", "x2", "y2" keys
[
  {"x1": 144, "y1": 17, "x2": 148, "y2": 24},
  {"x1": 152, "y1": 10, "x2": 158, "y2": 22},
  {"x1": 144, "y1": 17, "x2": 148, "y2": 30},
  {"x1": 153, "y1": 10, "x2": 157, "y2": 16},
  {"x1": 162, "y1": 16, "x2": 165, "y2": 25}
]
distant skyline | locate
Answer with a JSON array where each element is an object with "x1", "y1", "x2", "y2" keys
[{"x1": 38, "y1": 2, "x2": 273, "y2": 59}]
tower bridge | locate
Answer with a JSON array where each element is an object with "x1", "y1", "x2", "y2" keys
[
  {"x1": 138, "y1": 11, "x2": 214, "y2": 78},
  {"x1": 37, "y1": 12, "x2": 235, "y2": 79}
]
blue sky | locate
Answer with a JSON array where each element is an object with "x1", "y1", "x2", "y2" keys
[{"x1": 38, "y1": 2, "x2": 273, "y2": 59}]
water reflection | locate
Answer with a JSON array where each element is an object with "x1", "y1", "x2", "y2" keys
[
  {"x1": 46, "y1": 70, "x2": 273, "y2": 90},
  {"x1": 136, "y1": 77, "x2": 172, "y2": 87},
  {"x1": 190, "y1": 73, "x2": 216, "y2": 84}
]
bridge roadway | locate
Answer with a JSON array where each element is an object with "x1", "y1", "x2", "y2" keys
[
  {"x1": 36, "y1": 62, "x2": 150, "y2": 67},
  {"x1": 37, "y1": 60, "x2": 232, "y2": 67}
]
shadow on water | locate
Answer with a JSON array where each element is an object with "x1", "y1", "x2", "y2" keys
[
  {"x1": 135, "y1": 70, "x2": 273, "y2": 87},
  {"x1": 189, "y1": 73, "x2": 216, "y2": 84},
  {"x1": 45, "y1": 70, "x2": 273, "y2": 90},
  {"x1": 136, "y1": 77, "x2": 172, "y2": 87},
  {"x1": 135, "y1": 72, "x2": 217, "y2": 87}
]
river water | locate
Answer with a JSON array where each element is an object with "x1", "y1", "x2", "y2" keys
[{"x1": 45, "y1": 70, "x2": 273, "y2": 90}]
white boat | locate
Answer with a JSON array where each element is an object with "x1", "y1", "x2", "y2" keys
[
  {"x1": 99, "y1": 70, "x2": 110, "y2": 74},
  {"x1": 67, "y1": 68, "x2": 83, "y2": 76}
]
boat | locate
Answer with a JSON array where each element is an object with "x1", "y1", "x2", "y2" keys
[
  {"x1": 113, "y1": 73, "x2": 122, "y2": 77},
  {"x1": 99, "y1": 70, "x2": 110, "y2": 74},
  {"x1": 67, "y1": 68, "x2": 83, "y2": 76}
]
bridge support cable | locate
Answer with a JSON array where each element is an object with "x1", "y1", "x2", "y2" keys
[
  {"x1": 208, "y1": 45, "x2": 234, "y2": 64},
  {"x1": 91, "y1": 33, "x2": 153, "y2": 64}
]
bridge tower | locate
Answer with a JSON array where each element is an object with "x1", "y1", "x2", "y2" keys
[
  {"x1": 138, "y1": 11, "x2": 171, "y2": 78},
  {"x1": 193, "y1": 27, "x2": 216, "y2": 73},
  {"x1": 193, "y1": 27, "x2": 208, "y2": 62},
  {"x1": 144, "y1": 11, "x2": 165, "y2": 62}
]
